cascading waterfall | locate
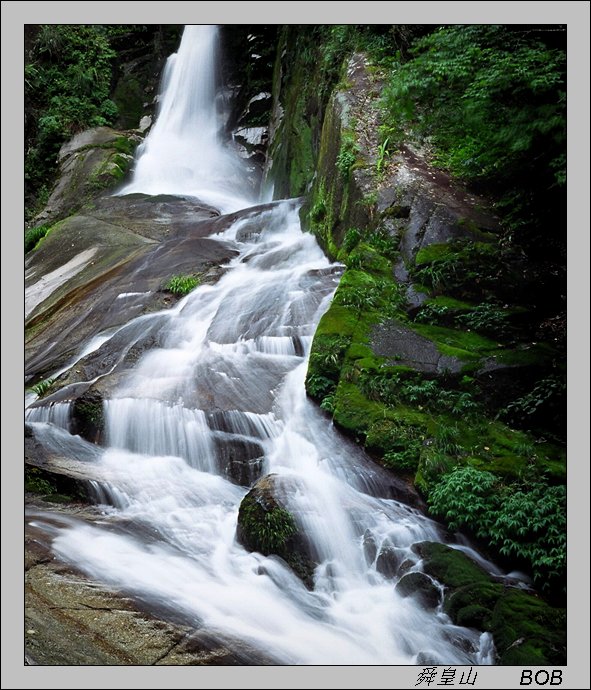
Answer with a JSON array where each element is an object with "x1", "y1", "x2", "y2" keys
[
  {"x1": 26, "y1": 25, "x2": 499, "y2": 664},
  {"x1": 118, "y1": 25, "x2": 254, "y2": 214}
]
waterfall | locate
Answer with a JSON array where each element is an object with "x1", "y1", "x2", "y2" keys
[
  {"x1": 27, "y1": 26, "x2": 498, "y2": 665},
  {"x1": 118, "y1": 25, "x2": 254, "y2": 214}
]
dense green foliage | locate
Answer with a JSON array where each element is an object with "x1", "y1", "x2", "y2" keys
[
  {"x1": 381, "y1": 25, "x2": 566, "y2": 250},
  {"x1": 25, "y1": 26, "x2": 120, "y2": 214},
  {"x1": 428, "y1": 466, "x2": 566, "y2": 590}
]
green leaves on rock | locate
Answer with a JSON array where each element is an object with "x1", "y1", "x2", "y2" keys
[
  {"x1": 428, "y1": 466, "x2": 566, "y2": 590},
  {"x1": 164, "y1": 274, "x2": 201, "y2": 296}
]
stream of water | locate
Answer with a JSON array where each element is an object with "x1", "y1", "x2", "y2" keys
[{"x1": 26, "y1": 25, "x2": 498, "y2": 665}]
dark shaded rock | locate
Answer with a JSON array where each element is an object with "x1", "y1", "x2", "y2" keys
[
  {"x1": 25, "y1": 196, "x2": 238, "y2": 380},
  {"x1": 362, "y1": 530, "x2": 377, "y2": 564},
  {"x1": 375, "y1": 545, "x2": 401, "y2": 579},
  {"x1": 213, "y1": 436, "x2": 265, "y2": 487},
  {"x1": 236, "y1": 474, "x2": 316, "y2": 588},
  {"x1": 395, "y1": 572, "x2": 441, "y2": 610},
  {"x1": 397, "y1": 559, "x2": 415, "y2": 577},
  {"x1": 25, "y1": 463, "x2": 92, "y2": 505},
  {"x1": 72, "y1": 390, "x2": 104, "y2": 444}
]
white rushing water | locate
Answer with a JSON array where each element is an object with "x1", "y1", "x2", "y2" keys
[
  {"x1": 118, "y1": 25, "x2": 254, "y2": 214},
  {"x1": 26, "y1": 26, "x2": 497, "y2": 664}
]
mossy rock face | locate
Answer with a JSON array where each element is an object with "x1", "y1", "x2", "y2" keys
[
  {"x1": 415, "y1": 541, "x2": 566, "y2": 665},
  {"x1": 236, "y1": 474, "x2": 315, "y2": 588},
  {"x1": 491, "y1": 590, "x2": 566, "y2": 665},
  {"x1": 30, "y1": 127, "x2": 140, "y2": 228},
  {"x1": 395, "y1": 571, "x2": 441, "y2": 610},
  {"x1": 444, "y1": 581, "x2": 503, "y2": 623}
]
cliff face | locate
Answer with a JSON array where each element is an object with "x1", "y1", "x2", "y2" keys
[
  {"x1": 267, "y1": 44, "x2": 565, "y2": 663},
  {"x1": 269, "y1": 41, "x2": 565, "y2": 590}
]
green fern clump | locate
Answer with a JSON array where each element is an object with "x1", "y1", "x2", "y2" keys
[
  {"x1": 29, "y1": 378, "x2": 55, "y2": 397},
  {"x1": 428, "y1": 465, "x2": 565, "y2": 590},
  {"x1": 164, "y1": 274, "x2": 200, "y2": 296}
]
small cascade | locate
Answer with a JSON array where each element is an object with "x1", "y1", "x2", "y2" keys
[{"x1": 25, "y1": 401, "x2": 72, "y2": 432}]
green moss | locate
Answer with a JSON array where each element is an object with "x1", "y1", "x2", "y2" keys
[
  {"x1": 25, "y1": 465, "x2": 85, "y2": 503},
  {"x1": 333, "y1": 381, "x2": 384, "y2": 437},
  {"x1": 494, "y1": 343, "x2": 556, "y2": 367},
  {"x1": 25, "y1": 466, "x2": 55, "y2": 495},
  {"x1": 415, "y1": 242, "x2": 455, "y2": 266},
  {"x1": 345, "y1": 243, "x2": 392, "y2": 274},
  {"x1": 425, "y1": 295, "x2": 473, "y2": 310},
  {"x1": 412, "y1": 323, "x2": 500, "y2": 354},
  {"x1": 72, "y1": 394, "x2": 104, "y2": 442},
  {"x1": 238, "y1": 499, "x2": 297, "y2": 555},
  {"x1": 444, "y1": 581, "x2": 504, "y2": 630},
  {"x1": 491, "y1": 590, "x2": 566, "y2": 665},
  {"x1": 414, "y1": 542, "x2": 490, "y2": 588},
  {"x1": 456, "y1": 603, "x2": 495, "y2": 629},
  {"x1": 314, "y1": 304, "x2": 360, "y2": 338}
]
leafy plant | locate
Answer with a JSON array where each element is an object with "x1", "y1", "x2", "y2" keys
[
  {"x1": 319, "y1": 393, "x2": 336, "y2": 413},
  {"x1": 164, "y1": 274, "x2": 200, "y2": 296},
  {"x1": 412, "y1": 240, "x2": 502, "y2": 297},
  {"x1": 336, "y1": 135, "x2": 358, "y2": 179},
  {"x1": 29, "y1": 378, "x2": 55, "y2": 397},
  {"x1": 457, "y1": 302, "x2": 509, "y2": 335},
  {"x1": 306, "y1": 373, "x2": 336, "y2": 400},
  {"x1": 25, "y1": 25, "x2": 122, "y2": 213},
  {"x1": 501, "y1": 375, "x2": 566, "y2": 435},
  {"x1": 415, "y1": 303, "x2": 452, "y2": 325},
  {"x1": 380, "y1": 24, "x2": 566, "y2": 244},
  {"x1": 342, "y1": 228, "x2": 362, "y2": 253},
  {"x1": 491, "y1": 482, "x2": 566, "y2": 586},
  {"x1": 365, "y1": 229, "x2": 399, "y2": 260},
  {"x1": 434, "y1": 423, "x2": 462, "y2": 455},
  {"x1": 376, "y1": 137, "x2": 390, "y2": 176},
  {"x1": 25, "y1": 224, "x2": 52, "y2": 253}
]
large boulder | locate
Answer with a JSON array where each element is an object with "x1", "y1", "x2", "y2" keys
[{"x1": 236, "y1": 474, "x2": 316, "y2": 587}]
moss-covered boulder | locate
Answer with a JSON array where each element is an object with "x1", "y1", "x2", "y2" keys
[
  {"x1": 236, "y1": 474, "x2": 315, "y2": 587},
  {"x1": 413, "y1": 541, "x2": 566, "y2": 665}
]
